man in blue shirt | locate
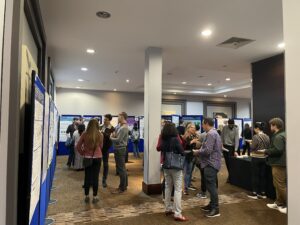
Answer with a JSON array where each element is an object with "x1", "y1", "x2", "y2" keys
[{"x1": 193, "y1": 118, "x2": 222, "y2": 218}]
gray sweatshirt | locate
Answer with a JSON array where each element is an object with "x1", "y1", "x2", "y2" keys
[
  {"x1": 221, "y1": 125, "x2": 240, "y2": 151},
  {"x1": 111, "y1": 124, "x2": 129, "y2": 149}
]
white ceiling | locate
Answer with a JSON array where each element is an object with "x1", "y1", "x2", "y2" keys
[{"x1": 40, "y1": 0, "x2": 284, "y2": 99}]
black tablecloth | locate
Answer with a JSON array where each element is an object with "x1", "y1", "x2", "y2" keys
[{"x1": 229, "y1": 157, "x2": 276, "y2": 199}]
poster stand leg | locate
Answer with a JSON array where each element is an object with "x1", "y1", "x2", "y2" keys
[{"x1": 45, "y1": 218, "x2": 55, "y2": 225}]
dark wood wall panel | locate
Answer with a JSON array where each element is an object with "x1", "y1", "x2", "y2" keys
[{"x1": 252, "y1": 53, "x2": 285, "y2": 133}]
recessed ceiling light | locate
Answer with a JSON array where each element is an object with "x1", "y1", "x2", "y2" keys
[
  {"x1": 201, "y1": 29, "x2": 212, "y2": 37},
  {"x1": 226, "y1": 78, "x2": 231, "y2": 81},
  {"x1": 78, "y1": 79, "x2": 84, "y2": 82},
  {"x1": 207, "y1": 83, "x2": 212, "y2": 86},
  {"x1": 126, "y1": 79, "x2": 130, "y2": 83},
  {"x1": 76, "y1": 86, "x2": 81, "y2": 89},
  {"x1": 86, "y1": 49, "x2": 95, "y2": 54},
  {"x1": 182, "y1": 81, "x2": 187, "y2": 85},
  {"x1": 224, "y1": 95, "x2": 227, "y2": 98},
  {"x1": 96, "y1": 11, "x2": 111, "y2": 19},
  {"x1": 81, "y1": 67, "x2": 88, "y2": 71},
  {"x1": 113, "y1": 89, "x2": 117, "y2": 92},
  {"x1": 174, "y1": 92, "x2": 177, "y2": 95},
  {"x1": 278, "y1": 42, "x2": 285, "y2": 49}
]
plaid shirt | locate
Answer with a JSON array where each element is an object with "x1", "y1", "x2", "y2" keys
[{"x1": 197, "y1": 128, "x2": 222, "y2": 171}]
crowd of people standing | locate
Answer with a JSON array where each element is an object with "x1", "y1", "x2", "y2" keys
[{"x1": 64, "y1": 114, "x2": 287, "y2": 222}]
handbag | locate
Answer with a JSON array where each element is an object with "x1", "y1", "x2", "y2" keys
[
  {"x1": 163, "y1": 138, "x2": 185, "y2": 170},
  {"x1": 65, "y1": 136, "x2": 74, "y2": 147}
]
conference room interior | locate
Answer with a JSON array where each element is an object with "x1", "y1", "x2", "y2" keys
[{"x1": 2, "y1": 0, "x2": 299, "y2": 225}]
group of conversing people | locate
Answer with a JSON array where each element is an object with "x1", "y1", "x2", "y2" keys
[
  {"x1": 64, "y1": 113, "x2": 286, "y2": 221},
  {"x1": 65, "y1": 112, "x2": 132, "y2": 204},
  {"x1": 157, "y1": 117, "x2": 287, "y2": 222}
]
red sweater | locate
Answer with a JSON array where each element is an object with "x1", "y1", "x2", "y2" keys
[{"x1": 76, "y1": 131, "x2": 103, "y2": 158}]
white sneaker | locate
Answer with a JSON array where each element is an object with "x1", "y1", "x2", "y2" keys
[
  {"x1": 267, "y1": 202, "x2": 279, "y2": 210},
  {"x1": 278, "y1": 207, "x2": 287, "y2": 214}
]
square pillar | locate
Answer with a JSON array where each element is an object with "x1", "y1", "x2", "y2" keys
[{"x1": 143, "y1": 47, "x2": 162, "y2": 195}]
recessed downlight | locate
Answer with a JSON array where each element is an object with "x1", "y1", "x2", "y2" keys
[
  {"x1": 113, "y1": 89, "x2": 117, "y2": 92},
  {"x1": 81, "y1": 67, "x2": 88, "y2": 71},
  {"x1": 174, "y1": 92, "x2": 177, "y2": 95},
  {"x1": 226, "y1": 78, "x2": 231, "y2": 81},
  {"x1": 207, "y1": 83, "x2": 212, "y2": 86},
  {"x1": 182, "y1": 81, "x2": 187, "y2": 85},
  {"x1": 76, "y1": 86, "x2": 81, "y2": 89},
  {"x1": 201, "y1": 29, "x2": 212, "y2": 37},
  {"x1": 86, "y1": 49, "x2": 95, "y2": 54},
  {"x1": 224, "y1": 95, "x2": 228, "y2": 98},
  {"x1": 278, "y1": 42, "x2": 285, "y2": 49},
  {"x1": 96, "y1": 11, "x2": 111, "y2": 19},
  {"x1": 126, "y1": 79, "x2": 130, "y2": 83},
  {"x1": 78, "y1": 79, "x2": 84, "y2": 82}
]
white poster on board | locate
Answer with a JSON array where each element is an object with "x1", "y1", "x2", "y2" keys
[
  {"x1": 59, "y1": 115, "x2": 77, "y2": 142},
  {"x1": 42, "y1": 93, "x2": 49, "y2": 182},
  {"x1": 48, "y1": 100, "x2": 55, "y2": 167},
  {"x1": 234, "y1": 119, "x2": 243, "y2": 138},
  {"x1": 29, "y1": 81, "x2": 44, "y2": 223},
  {"x1": 139, "y1": 117, "x2": 144, "y2": 139}
]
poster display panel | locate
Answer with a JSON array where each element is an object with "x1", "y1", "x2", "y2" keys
[
  {"x1": 234, "y1": 119, "x2": 243, "y2": 138},
  {"x1": 172, "y1": 115, "x2": 180, "y2": 127},
  {"x1": 42, "y1": 93, "x2": 49, "y2": 182},
  {"x1": 181, "y1": 115, "x2": 203, "y2": 130},
  {"x1": 59, "y1": 115, "x2": 80, "y2": 142},
  {"x1": 243, "y1": 119, "x2": 253, "y2": 128},
  {"x1": 111, "y1": 116, "x2": 119, "y2": 128},
  {"x1": 29, "y1": 75, "x2": 45, "y2": 224},
  {"x1": 83, "y1": 115, "x2": 102, "y2": 128},
  {"x1": 216, "y1": 118, "x2": 229, "y2": 131},
  {"x1": 48, "y1": 99, "x2": 55, "y2": 167},
  {"x1": 127, "y1": 116, "x2": 139, "y2": 132}
]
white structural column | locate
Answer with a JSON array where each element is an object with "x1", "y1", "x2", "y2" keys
[
  {"x1": 143, "y1": 47, "x2": 162, "y2": 194},
  {"x1": 282, "y1": 1, "x2": 300, "y2": 224}
]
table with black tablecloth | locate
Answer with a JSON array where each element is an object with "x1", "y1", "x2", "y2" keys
[{"x1": 228, "y1": 157, "x2": 276, "y2": 199}]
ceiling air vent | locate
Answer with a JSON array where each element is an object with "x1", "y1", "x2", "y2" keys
[{"x1": 217, "y1": 37, "x2": 255, "y2": 49}]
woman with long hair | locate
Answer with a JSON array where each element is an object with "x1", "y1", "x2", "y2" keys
[
  {"x1": 73, "y1": 123, "x2": 86, "y2": 170},
  {"x1": 156, "y1": 122, "x2": 188, "y2": 222},
  {"x1": 77, "y1": 119, "x2": 103, "y2": 203}
]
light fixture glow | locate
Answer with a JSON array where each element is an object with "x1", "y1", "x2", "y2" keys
[
  {"x1": 76, "y1": 86, "x2": 81, "y2": 89},
  {"x1": 86, "y1": 49, "x2": 95, "y2": 54},
  {"x1": 181, "y1": 81, "x2": 187, "y2": 85},
  {"x1": 81, "y1": 67, "x2": 88, "y2": 71},
  {"x1": 278, "y1": 42, "x2": 285, "y2": 49},
  {"x1": 126, "y1": 79, "x2": 130, "y2": 83},
  {"x1": 224, "y1": 95, "x2": 227, "y2": 98},
  {"x1": 77, "y1": 79, "x2": 84, "y2": 82},
  {"x1": 201, "y1": 29, "x2": 212, "y2": 37},
  {"x1": 207, "y1": 83, "x2": 212, "y2": 86},
  {"x1": 174, "y1": 92, "x2": 177, "y2": 95},
  {"x1": 226, "y1": 78, "x2": 231, "y2": 81},
  {"x1": 113, "y1": 89, "x2": 117, "y2": 92}
]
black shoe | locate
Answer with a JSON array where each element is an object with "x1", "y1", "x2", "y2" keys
[
  {"x1": 206, "y1": 208, "x2": 220, "y2": 218},
  {"x1": 257, "y1": 193, "x2": 267, "y2": 199},
  {"x1": 247, "y1": 192, "x2": 258, "y2": 200},
  {"x1": 201, "y1": 205, "x2": 211, "y2": 212},
  {"x1": 102, "y1": 180, "x2": 107, "y2": 188}
]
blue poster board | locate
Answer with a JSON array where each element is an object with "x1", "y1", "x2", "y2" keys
[
  {"x1": 181, "y1": 115, "x2": 203, "y2": 131},
  {"x1": 29, "y1": 75, "x2": 45, "y2": 225}
]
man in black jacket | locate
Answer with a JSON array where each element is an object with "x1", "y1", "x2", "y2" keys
[{"x1": 100, "y1": 114, "x2": 115, "y2": 188}]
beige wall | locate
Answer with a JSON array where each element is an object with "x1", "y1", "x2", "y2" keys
[{"x1": 282, "y1": 0, "x2": 300, "y2": 224}]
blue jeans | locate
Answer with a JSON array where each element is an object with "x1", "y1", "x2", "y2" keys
[
  {"x1": 183, "y1": 160, "x2": 193, "y2": 190},
  {"x1": 132, "y1": 141, "x2": 140, "y2": 157}
]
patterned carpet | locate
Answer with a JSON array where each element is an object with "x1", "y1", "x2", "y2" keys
[{"x1": 47, "y1": 155, "x2": 287, "y2": 225}]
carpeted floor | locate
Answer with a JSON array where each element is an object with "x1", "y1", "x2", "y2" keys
[{"x1": 47, "y1": 154, "x2": 287, "y2": 225}]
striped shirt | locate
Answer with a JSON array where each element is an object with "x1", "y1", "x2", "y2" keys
[{"x1": 250, "y1": 132, "x2": 270, "y2": 158}]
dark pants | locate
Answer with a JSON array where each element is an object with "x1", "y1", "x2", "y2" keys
[
  {"x1": 200, "y1": 167, "x2": 219, "y2": 193},
  {"x1": 125, "y1": 146, "x2": 129, "y2": 163},
  {"x1": 84, "y1": 158, "x2": 101, "y2": 196},
  {"x1": 115, "y1": 148, "x2": 128, "y2": 190},
  {"x1": 242, "y1": 142, "x2": 251, "y2": 156},
  {"x1": 102, "y1": 148, "x2": 109, "y2": 182},
  {"x1": 67, "y1": 146, "x2": 75, "y2": 167},
  {"x1": 204, "y1": 166, "x2": 219, "y2": 209},
  {"x1": 223, "y1": 145, "x2": 235, "y2": 180},
  {"x1": 251, "y1": 157, "x2": 267, "y2": 194}
]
